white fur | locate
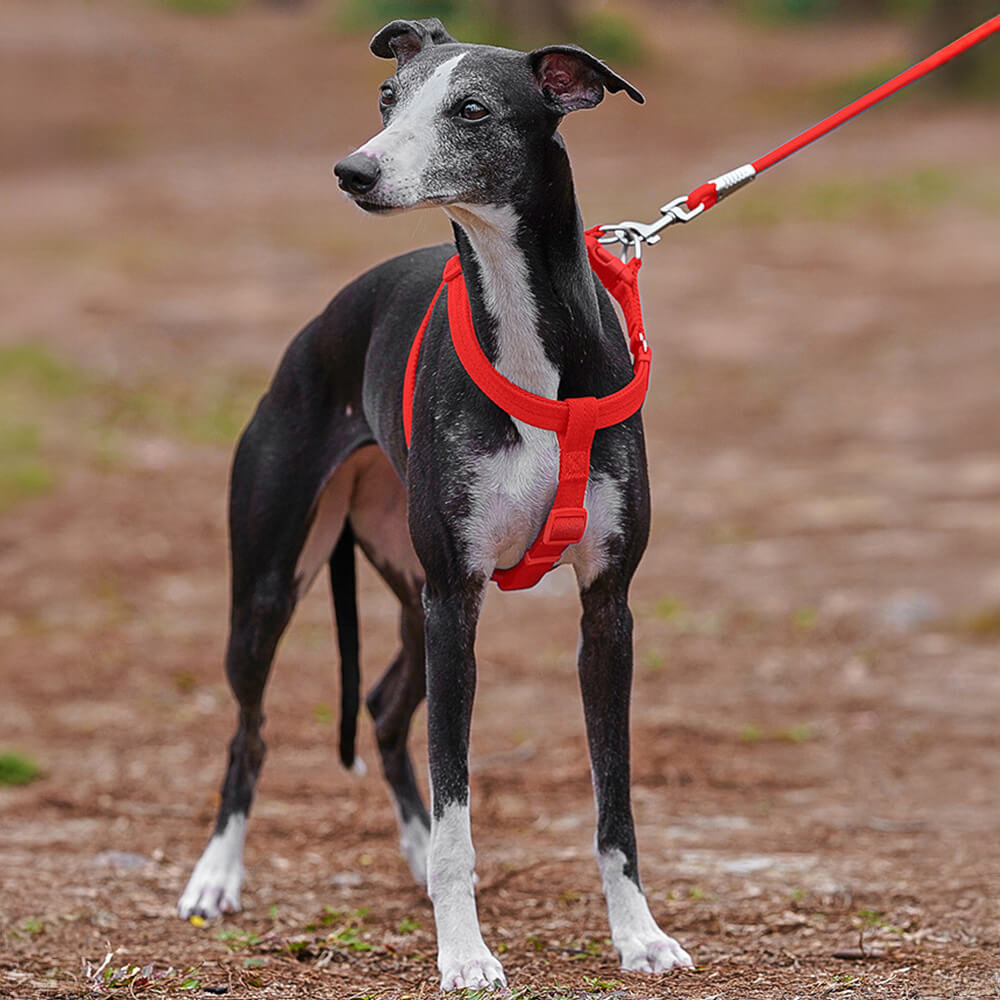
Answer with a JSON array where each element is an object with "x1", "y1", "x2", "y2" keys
[
  {"x1": 178, "y1": 813, "x2": 247, "y2": 919},
  {"x1": 598, "y1": 848, "x2": 693, "y2": 973},
  {"x1": 565, "y1": 473, "x2": 624, "y2": 588},
  {"x1": 428, "y1": 801, "x2": 506, "y2": 989},
  {"x1": 357, "y1": 54, "x2": 466, "y2": 206},
  {"x1": 389, "y1": 798, "x2": 430, "y2": 884},
  {"x1": 445, "y1": 203, "x2": 562, "y2": 575}
]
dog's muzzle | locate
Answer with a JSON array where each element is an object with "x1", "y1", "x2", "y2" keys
[{"x1": 334, "y1": 153, "x2": 381, "y2": 196}]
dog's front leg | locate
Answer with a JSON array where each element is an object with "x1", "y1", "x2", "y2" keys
[
  {"x1": 423, "y1": 579, "x2": 506, "y2": 991},
  {"x1": 578, "y1": 576, "x2": 694, "y2": 974}
]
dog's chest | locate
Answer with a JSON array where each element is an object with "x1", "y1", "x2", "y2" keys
[
  {"x1": 460, "y1": 424, "x2": 624, "y2": 584},
  {"x1": 443, "y1": 204, "x2": 625, "y2": 582},
  {"x1": 462, "y1": 419, "x2": 560, "y2": 571}
]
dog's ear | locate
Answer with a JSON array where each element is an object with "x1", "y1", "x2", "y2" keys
[
  {"x1": 528, "y1": 44, "x2": 644, "y2": 113},
  {"x1": 370, "y1": 18, "x2": 457, "y2": 68}
]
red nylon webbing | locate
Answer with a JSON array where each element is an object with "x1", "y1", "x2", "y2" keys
[{"x1": 402, "y1": 228, "x2": 651, "y2": 590}]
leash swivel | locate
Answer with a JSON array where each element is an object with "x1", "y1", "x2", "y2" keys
[
  {"x1": 599, "y1": 165, "x2": 756, "y2": 258},
  {"x1": 599, "y1": 12, "x2": 1000, "y2": 258}
]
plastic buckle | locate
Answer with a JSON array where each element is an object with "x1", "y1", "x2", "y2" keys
[{"x1": 540, "y1": 507, "x2": 588, "y2": 548}]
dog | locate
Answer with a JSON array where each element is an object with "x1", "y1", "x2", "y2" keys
[{"x1": 178, "y1": 18, "x2": 693, "y2": 989}]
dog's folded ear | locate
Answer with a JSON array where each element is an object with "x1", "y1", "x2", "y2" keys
[
  {"x1": 371, "y1": 18, "x2": 457, "y2": 67},
  {"x1": 528, "y1": 44, "x2": 644, "y2": 113}
]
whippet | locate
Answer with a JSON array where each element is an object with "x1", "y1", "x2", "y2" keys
[{"x1": 178, "y1": 17, "x2": 693, "y2": 990}]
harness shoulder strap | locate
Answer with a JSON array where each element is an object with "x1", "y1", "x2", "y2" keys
[{"x1": 402, "y1": 230, "x2": 650, "y2": 591}]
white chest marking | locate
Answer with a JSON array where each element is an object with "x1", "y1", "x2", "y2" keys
[{"x1": 445, "y1": 204, "x2": 561, "y2": 573}]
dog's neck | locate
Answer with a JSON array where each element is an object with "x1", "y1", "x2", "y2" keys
[{"x1": 445, "y1": 140, "x2": 601, "y2": 400}]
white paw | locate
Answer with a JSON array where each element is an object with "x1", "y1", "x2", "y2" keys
[
  {"x1": 177, "y1": 855, "x2": 242, "y2": 919},
  {"x1": 177, "y1": 817, "x2": 246, "y2": 920},
  {"x1": 617, "y1": 930, "x2": 693, "y2": 973},
  {"x1": 439, "y1": 951, "x2": 507, "y2": 991}
]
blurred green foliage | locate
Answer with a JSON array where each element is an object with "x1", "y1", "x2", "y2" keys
[
  {"x1": 338, "y1": 0, "x2": 645, "y2": 62},
  {"x1": 732, "y1": 166, "x2": 964, "y2": 227},
  {"x1": 737, "y1": 0, "x2": 932, "y2": 21},
  {"x1": 338, "y1": 0, "x2": 460, "y2": 33},
  {"x1": 153, "y1": 0, "x2": 244, "y2": 12},
  {"x1": 0, "y1": 340, "x2": 264, "y2": 516}
]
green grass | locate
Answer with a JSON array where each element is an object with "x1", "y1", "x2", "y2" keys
[
  {"x1": 85, "y1": 956, "x2": 210, "y2": 995},
  {"x1": 741, "y1": 722, "x2": 817, "y2": 744},
  {"x1": 0, "y1": 341, "x2": 263, "y2": 514},
  {"x1": 0, "y1": 751, "x2": 41, "y2": 786},
  {"x1": 733, "y1": 166, "x2": 964, "y2": 227},
  {"x1": 0, "y1": 343, "x2": 90, "y2": 399}
]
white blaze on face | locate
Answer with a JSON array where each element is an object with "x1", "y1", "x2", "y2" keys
[{"x1": 356, "y1": 53, "x2": 467, "y2": 204}]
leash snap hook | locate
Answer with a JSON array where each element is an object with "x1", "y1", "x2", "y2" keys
[
  {"x1": 597, "y1": 194, "x2": 706, "y2": 260},
  {"x1": 658, "y1": 194, "x2": 706, "y2": 224}
]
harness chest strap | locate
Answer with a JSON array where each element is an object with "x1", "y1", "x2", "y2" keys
[{"x1": 403, "y1": 226, "x2": 650, "y2": 591}]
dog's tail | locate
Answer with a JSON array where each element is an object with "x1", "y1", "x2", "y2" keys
[{"x1": 329, "y1": 520, "x2": 362, "y2": 773}]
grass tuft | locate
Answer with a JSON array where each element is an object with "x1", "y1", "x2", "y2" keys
[{"x1": 0, "y1": 751, "x2": 41, "y2": 786}]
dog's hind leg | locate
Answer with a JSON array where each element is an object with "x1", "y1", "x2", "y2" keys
[
  {"x1": 363, "y1": 603, "x2": 428, "y2": 881},
  {"x1": 347, "y1": 449, "x2": 430, "y2": 882},
  {"x1": 178, "y1": 395, "x2": 369, "y2": 919},
  {"x1": 576, "y1": 574, "x2": 693, "y2": 973}
]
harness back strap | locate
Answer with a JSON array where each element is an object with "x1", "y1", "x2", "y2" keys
[{"x1": 403, "y1": 226, "x2": 650, "y2": 591}]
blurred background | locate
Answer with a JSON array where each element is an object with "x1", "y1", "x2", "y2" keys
[{"x1": 2, "y1": 1, "x2": 999, "y2": 996}]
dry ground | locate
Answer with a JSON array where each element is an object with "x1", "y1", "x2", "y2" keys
[{"x1": 2, "y1": 2, "x2": 999, "y2": 997}]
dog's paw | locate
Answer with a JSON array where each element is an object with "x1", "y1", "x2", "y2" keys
[
  {"x1": 617, "y1": 929, "x2": 693, "y2": 973},
  {"x1": 177, "y1": 879, "x2": 240, "y2": 920},
  {"x1": 177, "y1": 823, "x2": 245, "y2": 920},
  {"x1": 438, "y1": 951, "x2": 507, "y2": 991},
  {"x1": 177, "y1": 855, "x2": 242, "y2": 919}
]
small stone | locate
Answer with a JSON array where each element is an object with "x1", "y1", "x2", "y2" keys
[
  {"x1": 330, "y1": 871, "x2": 363, "y2": 887},
  {"x1": 92, "y1": 851, "x2": 150, "y2": 870},
  {"x1": 877, "y1": 590, "x2": 941, "y2": 631}
]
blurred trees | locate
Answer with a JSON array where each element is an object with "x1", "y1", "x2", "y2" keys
[
  {"x1": 919, "y1": 0, "x2": 998, "y2": 91},
  {"x1": 480, "y1": 0, "x2": 575, "y2": 39}
]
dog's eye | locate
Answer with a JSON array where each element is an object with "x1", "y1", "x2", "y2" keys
[
  {"x1": 459, "y1": 100, "x2": 489, "y2": 121},
  {"x1": 379, "y1": 86, "x2": 396, "y2": 109}
]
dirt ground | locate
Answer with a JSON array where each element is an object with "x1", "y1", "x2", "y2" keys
[{"x1": 2, "y1": 2, "x2": 1000, "y2": 997}]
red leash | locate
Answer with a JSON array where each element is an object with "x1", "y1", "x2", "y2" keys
[
  {"x1": 403, "y1": 231, "x2": 649, "y2": 591},
  {"x1": 601, "y1": 12, "x2": 1000, "y2": 251}
]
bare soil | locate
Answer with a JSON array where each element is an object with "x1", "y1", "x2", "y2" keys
[{"x1": 2, "y1": 2, "x2": 999, "y2": 997}]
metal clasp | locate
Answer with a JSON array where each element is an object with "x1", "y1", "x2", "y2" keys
[{"x1": 598, "y1": 195, "x2": 706, "y2": 260}]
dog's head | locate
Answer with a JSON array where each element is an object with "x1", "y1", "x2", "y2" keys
[{"x1": 333, "y1": 18, "x2": 643, "y2": 214}]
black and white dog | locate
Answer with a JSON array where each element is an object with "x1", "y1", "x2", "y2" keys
[{"x1": 178, "y1": 18, "x2": 692, "y2": 989}]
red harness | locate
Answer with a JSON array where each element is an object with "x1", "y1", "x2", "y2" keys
[{"x1": 402, "y1": 226, "x2": 650, "y2": 591}]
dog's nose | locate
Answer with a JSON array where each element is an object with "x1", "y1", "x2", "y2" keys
[{"x1": 334, "y1": 153, "x2": 381, "y2": 196}]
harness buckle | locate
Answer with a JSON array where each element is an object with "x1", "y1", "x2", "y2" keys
[{"x1": 539, "y1": 507, "x2": 588, "y2": 549}]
